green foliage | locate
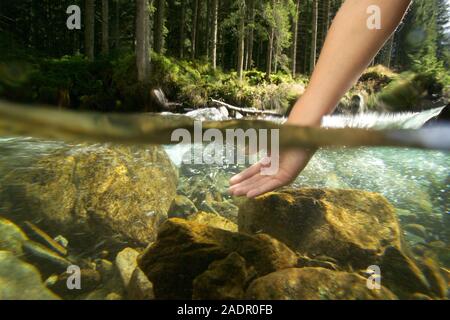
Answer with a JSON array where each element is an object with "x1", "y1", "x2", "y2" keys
[
  {"x1": 148, "y1": 53, "x2": 304, "y2": 112},
  {"x1": 372, "y1": 69, "x2": 446, "y2": 111},
  {"x1": 410, "y1": 54, "x2": 450, "y2": 88}
]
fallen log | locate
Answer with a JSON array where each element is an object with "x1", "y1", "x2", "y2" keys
[{"x1": 211, "y1": 99, "x2": 284, "y2": 117}]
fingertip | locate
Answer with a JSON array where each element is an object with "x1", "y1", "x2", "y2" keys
[
  {"x1": 229, "y1": 175, "x2": 240, "y2": 185},
  {"x1": 246, "y1": 190, "x2": 260, "y2": 198},
  {"x1": 228, "y1": 185, "x2": 239, "y2": 196}
]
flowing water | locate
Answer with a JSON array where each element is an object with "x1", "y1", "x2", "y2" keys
[{"x1": 0, "y1": 100, "x2": 449, "y2": 300}]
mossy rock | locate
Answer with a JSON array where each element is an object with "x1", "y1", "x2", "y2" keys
[
  {"x1": 0, "y1": 217, "x2": 28, "y2": 255},
  {"x1": 0, "y1": 250, "x2": 60, "y2": 300},
  {"x1": 239, "y1": 188, "x2": 402, "y2": 269},
  {"x1": 245, "y1": 267, "x2": 397, "y2": 300},
  {"x1": 1, "y1": 145, "x2": 178, "y2": 249},
  {"x1": 193, "y1": 252, "x2": 253, "y2": 300},
  {"x1": 380, "y1": 246, "x2": 431, "y2": 299},
  {"x1": 138, "y1": 218, "x2": 298, "y2": 300}
]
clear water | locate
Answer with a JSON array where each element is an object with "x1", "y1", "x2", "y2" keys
[{"x1": 0, "y1": 103, "x2": 448, "y2": 300}]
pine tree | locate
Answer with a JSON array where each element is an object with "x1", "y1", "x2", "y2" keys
[
  {"x1": 136, "y1": 0, "x2": 150, "y2": 82},
  {"x1": 210, "y1": 0, "x2": 219, "y2": 69},
  {"x1": 237, "y1": 0, "x2": 246, "y2": 80},
  {"x1": 154, "y1": 0, "x2": 166, "y2": 54},
  {"x1": 85, "y1": 0, "x2": 95, "y2": 60},
  {"x1": 101, "y1": 0, "x2": 110, "y2": 55}
]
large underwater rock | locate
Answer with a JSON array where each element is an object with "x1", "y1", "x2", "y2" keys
[
  {"x1": 0, "y1": 217, "x2": 28, "y2": 255},
  {"x1": 193, "y1": 252, "x2": 250, "y2": 300},
  {"x1": 1, "y1": 144, "x2": 178, "y2": 248},
  {"x1": 0, "y1": 250, "x2": 60, "y2": 300},
  {"x1": 379, "y1": 246, "x2": 442, "y2": 299},
  {"x1": 245, "y1": 267, "x2": 397, "y2": 300},
  {"x1": 138, "y1": 218, "x2": 298, "y2": 299},
  {"x1": 238, "y1": 188, "x2": 402, "y2": 269}
]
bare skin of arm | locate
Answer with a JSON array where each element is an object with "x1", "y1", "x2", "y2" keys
[{"x1": 229, "y1": 0, "x2": 412, "y2": 198}]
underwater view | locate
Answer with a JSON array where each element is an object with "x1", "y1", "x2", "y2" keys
[
  {"x1": 0, "y1": 0, "x2": 449, "y2": 304},
  {"x1": 0, "y1": 102, "x2": 448, "y2": 300}
]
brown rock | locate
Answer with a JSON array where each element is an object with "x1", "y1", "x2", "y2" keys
[
  {"x1": 0, "y1": 217, "x2": 28, "y2": 255},
  {"x1": 127, "y1": 267, "x2": 155, "y2": 300},
  {"x1": 115, "y1": 248, "x2": 140, "y2": 289},
  {"x1": 48, "y1": 269, "x2": 102, "y2": 298},
  {"x1": 193, "y1": 252, "x2": 255, "y2": 300},
  {"x1": 380, "y1": 246, "x2": 431, "y2": 299},
  {"x1": 0, "y1": 251, "x2": 60, "y2": 300},
  {"x1": 138, "y1": 218, "x2": 298, "y2": 299},
  {"x1": 187, "y1": 211, "x2": 238, "y2": 232},
  {"x1": 245, "y1": 267, "x2": 397, "y2": 300},
  {"x1": 239, "y1": 188, "x2": 402, "y2": 269}
]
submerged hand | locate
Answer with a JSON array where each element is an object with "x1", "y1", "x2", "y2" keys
[{"x1": 228, "y1": 149, "x2": 315, "y2": 198}]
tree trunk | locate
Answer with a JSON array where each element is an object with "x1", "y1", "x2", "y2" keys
[
  {"x1": 113, "y1": 0, "x2": 120, "y2": 49},
  {"x1": 179, "y1": 0, "x2": 186, "y2": 58},
  {"x1": 310, "y1": 0, "x2": 318, "y2": 73},
  {"x1": 245, "y1": 0, "x2": 255, "y2": 70},
  {"x1": 191, "y1": 0, "x2": 199, "y2": 59},
  {"x1": 324, "y1": 0, "x2": 331, "y2": 32},
  {"x1": 266, "y1": 28, "x2": 274, "y2": 75},
  {"x1": 84, "y1": 0, "x2": 95, "y2": 60},
  {"x1": 291, "y1": 0, "x2": 300, "y2": 76},
  {"x1": 205, "y1": 0, "x2": 211, "y2": 59},
  {"x1": 154, "y1": 0, "x2": 165, "y2": 54},
  {"x1": 136, "y1": 0, "x2": 150, "y2": 82},
  {"x1": 210, "y1": 0, "x2": 219, "y2": 69},
  {"x1": 101, "y1": 0, "x2": 109, "y2": 55},
  {"x1": 237, "y1": 1, "x2": 246, "y2": 81}
]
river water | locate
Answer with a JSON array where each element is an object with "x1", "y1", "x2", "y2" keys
[{"x1": 0, "y1": 101, "x2": 448, "y2": 300}]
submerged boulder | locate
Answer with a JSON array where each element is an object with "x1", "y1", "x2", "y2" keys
[
  {"x1": 238, "y1": 188, "x2": 402, "y2": 269},
  {"x1": 1, "y1": 145, "x2": 178, "y2": 248},
  {"x1": 245, "y1": 267, "x2": 397, "y2": 300},
  {"x1": 138, "y1": 218, "x2": 298, "y2": 299},
  {"x1": 0, "y1": 217, "x2": 28, "y2": 255},
  {"x1": 47, "y1": 269, "x2": 102, "y2": 299},
  {"x1": 0, "y1": 250, "x2": 60, "y2": 300},
  {"x1": 380, "y1": 246, "x2": 432, "y2": 299},
  {"x1": 193, "y1": 252, "x2": 252, "y2": 300}
]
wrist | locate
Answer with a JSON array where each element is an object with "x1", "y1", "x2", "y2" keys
[{"x1": 286, "y1": 100, "x2": 324, "y2": 127}]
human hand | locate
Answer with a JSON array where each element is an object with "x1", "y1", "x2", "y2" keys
[{"x1": 228, "y1": 148, "x2": 315, "y2": 198}]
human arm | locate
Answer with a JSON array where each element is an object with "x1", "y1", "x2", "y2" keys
[{"x1": 229, "y1": 0, "x2": 412, "y2": 198}]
